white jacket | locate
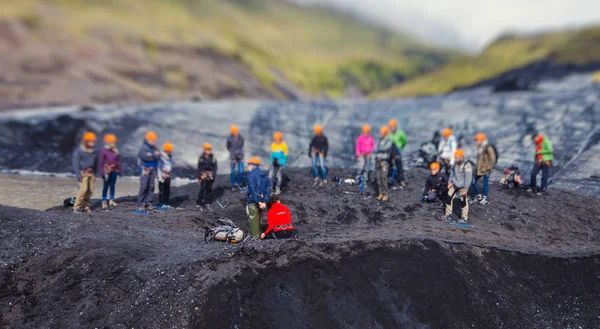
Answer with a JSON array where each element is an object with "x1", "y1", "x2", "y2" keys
[
  {"x1": 438, "y1": 135, "x2": 457, "y2": 165},
  {"x1": 158, "y1": 152, "x2": 175, "y2": 183}
]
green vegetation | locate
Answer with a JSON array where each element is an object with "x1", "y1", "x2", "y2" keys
[
  {"x1": 378, "y1": 26, "x2": 600, "y2": 98},
  {"x1": 0, "y1": 0, "x2": 455, "y2": 98}
]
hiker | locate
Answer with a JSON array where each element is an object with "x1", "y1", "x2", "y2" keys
[
  {"x1": 355, "y1": 124, "x2": 375, "y2": 191},
  {"x1": 246, "y1": 157, "x2": 271, "y2": 238},
  {"x1": 227, "y1": 125, "x2": 245, "y2": 191},
  {"x1": 98, "y1": 133, "x2": 122, "y2": 210},
  {"x1": 444, "y1": 149, "x2": 473, "y2": 223},
  {"x1": 388, "y1": 119, "x2": 407, "y2": 188},
  {"x1": 421, "y1": 162, "x2": 447, "y2": 202},
  {"x1": 309, "y1": 124, "x2": 328, "y2": 185},
  {"x1": 438, "y1": 128, "x2": 457, "y2": 175},
  {"x1": 269, "y1": 131, "x2": 288, "y2": 195},
  {"x1": 261, "y1": 195, "x2": 295, "y2": 239},
  {"x1": 500, "y1": 165, "x2": 523, "y2": 189},
  {"x1": 158, "y1": 142, "x2": 175, "y2": 209},
  {"x1": 473, "y1": 133, "x2": 497, "y2": 205},
  {"x1": 196, "y1": 143, "x2": 218, "y2": 207},
  {"x1": 72, "y1": 131, "x2": 98, "y2": 213},
  {"x1": 529, "y1": 133, "x2": 553, "y2": 194},
  {"x1": 375, "y1": 126, "x2": 393, "y2": 201},
  {"x1": 137, "y1": 131, "x2": 161, "y2": 212}
]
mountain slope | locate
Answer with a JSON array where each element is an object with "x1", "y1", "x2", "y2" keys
[
  {"x1": 378, "y1": 26, "x2": 600, "y2": 97},
  {"x1": 0, "y1": 0, "x2": 454, "y2": 107}
]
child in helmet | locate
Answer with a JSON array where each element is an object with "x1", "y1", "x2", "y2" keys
[
  {"x1": 72, "y1": 131, "x2": 99, "y2": 213},
  {"x1": 158, "y1": 142, "x2": 175, "y2": 209},
  {"x1": 309, "y1": 124, "x2": 328, "y2": 185},
  {"x1": 355, "y1": 124, "x2": 375, "y2": 193},
  {"x1": 227, "y1": 125, "x2": 245, "y2": 191},
  {"x1": 421, "y1": 162, "x2": 447, "y2": 202},
  {"x1": 197, "y1": 143, "x2": 218, "y2": 207},
  {"x1": 269, "y1": 131, "x2": 288, "y2": 195},
  {"x1": 98, "y1": 134, "x2": 122, "y2": 210},
  {"x1": 137, "y1": 131, "x2": 161, "y2": 212}
]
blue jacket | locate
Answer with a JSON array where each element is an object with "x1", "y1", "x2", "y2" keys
[
  {"x1": 138, "y1": 141, "x2": 161, "y2": 171},
  {"x1": 247, "y1": 167, "x2": 271, "y2": 204}
]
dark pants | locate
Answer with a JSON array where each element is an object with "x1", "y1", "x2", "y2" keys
[
  {"x1": 197, "y1": 179, "x2": 214, "y2": 205},
  {"x1": 137, "y1": 169, "x2": 156, "y2": 207},
  {"x1": 531, "y1": 161, "x2": 551, "y2": 191},
  {"x1": 102, "y1": 172, "x2": 118, "y2": 200},
  {"x1": 473, "y1": 174, "x2": 490, "y2": 198},
  {"x1": 264, "y1": 229, "x2": 296, "y2": 239},
  {"x1": 393, "y1": 152, "x2": 405, "y2": 183},
  {"x1": 159, "y1": 178, "x2": 171, "y2": 205},
  {"x1": 230, "y1": 160, "x2": 244, "y2": 186}
]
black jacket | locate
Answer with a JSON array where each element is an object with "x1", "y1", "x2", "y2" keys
[
  {"x1": 423, "y1": 173, "x2": 448, "y2": 196},
  {"x1": 197, "y1": 154, "x2": 218, "y2": 179},
  {"x1": 309, "y1": 135, "x2": 329, "y2": 157}
]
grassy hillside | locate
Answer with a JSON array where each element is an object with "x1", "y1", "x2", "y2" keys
[
  {"x1": 0, "y1": 0, "x2": 454, "y2": 103},
  {"x1": 378, "y1": 26, "x2": 600, "y2": 98}
]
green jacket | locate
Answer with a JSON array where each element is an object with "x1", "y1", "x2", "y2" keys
[
  {"x1": 536, "y1": 136, "x2": 554, "y2": 162},
  {"x1": 390, "y1": 129, "x2": 407, "y2": 150}
]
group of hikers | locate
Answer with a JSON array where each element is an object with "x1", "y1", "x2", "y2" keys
[{"x1": 71, "y1": 119, "x2": 554, "y2": 237}]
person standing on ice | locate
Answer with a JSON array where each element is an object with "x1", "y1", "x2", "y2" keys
[
  {"x1": 246, "y1": 157, "x2": 271, "y2": 238},
  {"x1": 528, "y1": 133, "x2": 553, "y2": 195},
  {"x1": 309, "y1": 124, "x2": 329, "y2": 186},
  {"x1": 355, "y1": 124, "x2": 375, "y2": 193},
  {"x1": 227, "y1": 125, "x2": 245, "y2": 192},
  {"x1": 443, "y1": 149, "x2": 473, "y2": 223},
  {"x1": 196, "y1": 143, "x2": 218, "y2": 208},
  {"x1": 473, "y1": 133, "x2": 496, "y2": 205},
  {"x1": 375, "y1": 126, "x2": 393, "y2": 201},
  {"x1": 137, "y1": 131, "x2": 161, "y2": 212},
  {"x1": 72, "y1": 131, "x2": 98, "y2": 213},
  {"x1": 269, "y1": 131, "x2": 288, "y2": 195},
  {"x1": 437, "y1": 128, "x2": 457, "y2": 176},
  {"x1": 388, "y1": 119, "x2": 407, "y2": 189},
  {"x1": 158, "y1": 142, "x2": 175, "y2": 209},
  {"x1": 98, "y1": 133, "x2": 122, "y2": 210}
]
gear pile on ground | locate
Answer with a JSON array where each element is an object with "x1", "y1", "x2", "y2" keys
[{"x1": 1, "y1": 168, "x2": 599, "y2": 329}]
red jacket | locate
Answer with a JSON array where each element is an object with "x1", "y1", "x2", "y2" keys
[{"x1": 265, "y1": 203, "x2": 294, "y2": 235}]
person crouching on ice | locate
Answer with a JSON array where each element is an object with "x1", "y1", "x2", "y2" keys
[
  {"x1": 246, "y1": 157, "x2": 271, "y2": 238},
  {"x1": 375, "y1": 126, "x2": 393, "y2": 201},
  {"x1": 269, "y1": 131, "x2": 288, "y2": 195},
  {"x1": 261, "y1": 195, "x2": 295, "y2": 239},
  {"x1": 158, "y1": 142, "x2": 175, "y2": 209},
  {"x1": 137, "y1": 131, "x2": 161, "y2": 212},
  {"x1": 443, "y1": 149, "x2": 473, "y2": 223},
  {"x1": 355, "y1": 124, "x2": 375, "y2": 192},
  {"x1": 421, "y1": 162, "x2": 447, "y2": 203},
  {"x1": 309, "y1": 124, "x2": 329, "y2": 186},
  {"x1": 196, "y1": 143, "x2": 218, "y2": 208},
  {"x1": 98, "y1": 133, "x2": 122, "y2": 210},
  {"x1": 72, "y1": 131, "x2": 98, "y2": 213}
]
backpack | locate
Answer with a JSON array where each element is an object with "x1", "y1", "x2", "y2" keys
[
  {"x1": 488, "y1": 144, "x2": 499, "y2": 164},
  {"x1": 204, "y1": 219, "x2": 245, "y2": 243}
]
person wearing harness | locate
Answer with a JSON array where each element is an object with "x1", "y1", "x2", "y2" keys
[
  {"x1": 269, "y1": 131, "x2": 288, "y2": 195},
  {"x1": 158, "y1": 142, "x2": 175, "y2": 209},
  {"x1": 261, "y1": 195, "x2": 295, "y2": 239},
  {"x1": 98, "y1": 133, "x2": 122, "y2": 210},
  {"x1": 196, "y1": 143, "x2": 218, "y2": 208},
  {"x1": 473, "y1": 133, "x2": 496, "y2": 205},
  {"x1": 388, "y1": 119, "x2": 407, "y2": 188},
  {"x1": 355, "y1": 124, "x2": 375, "y2": 193},
  {"x1": 309, "y1": 124, "x2": 329, "y2": 185},
  {"x1": 72, "y1": 131, "x2": 98, "y2": 213},
  {"x1": 529, "y1": 133, "x2": 554, "y2": 194},
  {"x1": 137, "y1": 131, "x2": 161, "y2": 212},
  {"x1": 421, "y1": 162, "x2": 447, "y2": 202},
  {"x1": 438, "y1": 128, "x2": 457, "y2": 176},
  {"x1": 443, "y1": 149, "x2": 473, "y2": 223},
  {"x1": 246, "y1": 157, "x2": 271, "y2": 238},
  {"x1": 227, "y1": 125, "x2": 245, "y2": 191},
  {"x1": 375, "y1": 126, "x2": 393, "y2": 201}
]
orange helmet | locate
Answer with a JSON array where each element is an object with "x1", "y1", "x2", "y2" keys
[
  {"x1": 380, "y1": 126, "x2": 389, "y2": 135},
  {"x1": 145, "y1": 131, "x2": 158, "y2": 141},
  {"x1": 430, "y1": 162, "x2": 441, "y2": 170},
  {"x1": 362, "y1": 124, "x2": 371, "y2": 134},
  {"x1": 203, "y1": 143, "x2": 212, "y2": 150},
  {"x1": 442, "y1": 128, "x2": 452, "y2": 138},
  {"x1": 273, "y1": 131, "x2": 283, "y2": 141},
  {"x1": 103, "y1": 133, "x2": 116, "y2": 143},
  {"x1": 82, "y1": 131, "x2": 97, "y2": 142},
  {"x1": 454, "y1": 149, "x2": 465, "y2": 157},
  {"x1": 314, "y1": 124, "x2": 323, "y2": 134},
  {"x1": 388, "y1": 119, "x2": 397, "y2": 128},
  {"x1": 475, "y1": 132, "x2": 486, "y2": 141},
  {"x1": 163, "y1": 142, "x2": 173, "y2": 152},
  {"x1": 248, "y1": 157, "x2": 261, "y2": 165},
  {"x1": 230, "y1": 125, "x2": 239, "y2": 135}
]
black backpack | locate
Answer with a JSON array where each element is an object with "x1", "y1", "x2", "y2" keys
[{"x1": 488, "y1": 144, "x2": 499, "y2": 164}]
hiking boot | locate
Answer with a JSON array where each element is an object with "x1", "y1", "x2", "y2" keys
[
  {"x1": 101, "y1": 201, "x2": 108, "y2": 210},
  {"x1": 526, "y1": 187, "x2": 536, "y2": 193},
  {"x1": 231, "y1": 186, "x2": 237, "y2": 192},
  {"x1": 468, "y1": 197, "x2": 477, "y2": 205},
  {"x1": 274, "y1": 187, "x2": 281, "y2": 195},
  {"x1": 109, "y1": 200, "x2": 118, "y2": 208},
  {"x1": 476, "y1": 194, "x2": 483, "y2": 201},
  {"x1": 458, "y1": 218, "x2": 468, "y2": 224},
  {"x1": 399, "y1": 180, "x2": 407, "y2": 188},
  {"x1": 323, "y1": 179, "x2": 328, "y2": 184},
  {"x1": 441, "y1": 214, "x2": 452, "y2": 222},
  {"x1": 312, "y1": 179, "x2": 319, "y2": 186},
  {"x1": 83, "y1": 207, "x2": 92, "y2": 214},
  {"x1": 479, "y1": 197, "x2": 489, "y2": 205},
  {"x1": 376, "y1": 194, "x2": 384, "y2": 201},
  {"x1": 381, "y1": 195, "x2": 389, "y2": 201},
  {"x1": 73, "y1": 208, "x2": 82, "y2": 214},
  {"x1": 161, "y1": 204, "x2": 170, "y2": 210}
]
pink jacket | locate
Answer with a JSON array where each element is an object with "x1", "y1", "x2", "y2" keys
[{"x1": 355, "y1": 134, "x2": 375, "y2": 157}]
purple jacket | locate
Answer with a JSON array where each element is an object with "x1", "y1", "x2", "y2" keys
[{"x1": 98, "y1": 146, "x2": 122, "y2": 176}]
